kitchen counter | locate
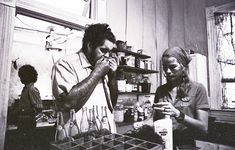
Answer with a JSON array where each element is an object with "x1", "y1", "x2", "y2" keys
[
  {"x1": 210, "y1": 109, "x2": 235, "y2": 124},
  {"x1": 116, "y1": 117, "x2": 235, "y2": 149},
  {"x1": 207, "y1": 109, "x2": 235, "y2": 146},
  {"x1": 5, "y1": 122, "x2": 55, "y2": 150},
  {"x1": 7, "y1": 121, "x2": 55, "y2": 131}
]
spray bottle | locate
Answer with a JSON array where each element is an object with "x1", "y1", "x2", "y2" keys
[{"x1": 154, "y1": 114, "x2": 173, "y2": 150}]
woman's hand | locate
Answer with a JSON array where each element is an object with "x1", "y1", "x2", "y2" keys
[{"x1": 153, "y1": 102, "x2": 180, "y2": 117}]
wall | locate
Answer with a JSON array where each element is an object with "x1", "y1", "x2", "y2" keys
[
  {"x1": 168, "y1": 0, "x2": 208, "y2": 56},
  {"x1": 168, "y1": 0, "x2": 185, "y2": 49},
  {"x1": 168, "y1": 0, "x2": 235, "y2": 56},
  {"x1": 106, "y1": 0, "x2": 169, "y2": 91},
  {"x1": 155, "y1": 0, "x2": 170, "y2": 85}
]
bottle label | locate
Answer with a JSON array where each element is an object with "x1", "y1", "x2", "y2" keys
[{"x1": 154, "y1": 119, "x2": 173, "y2": 150}]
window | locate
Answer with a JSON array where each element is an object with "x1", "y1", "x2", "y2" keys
[
  {"x1": 214, "y1": 12, "x2": 235, "y2": 109},
  {"x1": 9, "y1": 14, "x2": 84, "y2": 104},
  {"x1": 16, "y1": 0, "x2": 107, "y2": 30},
  {"x1": 206, "y1": 2, "x2": 235, "y2": 109},
  {"x1": 33, "y1": 0, "x2": 91, "y2": 18},
  {"x1": 8, "y1": 0, "x2": 107, "y2": 105}
]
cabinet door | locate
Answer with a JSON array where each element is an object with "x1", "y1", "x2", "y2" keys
[{"x1": 196, "y1": 140, "x2": 218, "y2": 150}]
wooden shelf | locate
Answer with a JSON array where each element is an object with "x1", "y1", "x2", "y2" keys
[
  {"x1": 112, "y1": 48, "x2": 151, "y2": 59},
  {"x1": 221, "y1": 78, "x2": 235, "y2": 83},
  {"x1": 118, "y1": 92, "x2": 155, "y2": 95},
  {"x1": 118, "y1": 65, "x2": 158, "y2": 74}
]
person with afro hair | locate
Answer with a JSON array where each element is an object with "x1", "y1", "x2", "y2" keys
[{"x1": 17, "y1": 64, "x2": 43, "y2": 150}]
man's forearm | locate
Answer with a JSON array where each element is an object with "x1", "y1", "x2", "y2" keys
[{"x1": 63, "y1": 71, "x2": 103, "y2": 111}]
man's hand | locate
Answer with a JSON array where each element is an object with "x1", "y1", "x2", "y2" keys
[
  {"x1": 93, "y1": 56, "x2": 116, "y2": 77},
  {"x1": 107, "y1": 57, "x2": 118, "y2": 72}
]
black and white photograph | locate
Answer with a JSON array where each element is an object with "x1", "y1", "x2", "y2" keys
[{"x1": 1, "y1": 0, "x2": 235, "y2": 150}]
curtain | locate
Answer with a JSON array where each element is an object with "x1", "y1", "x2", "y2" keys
[{"x1": 214, "y1": 12, "x2": 235, "y2": 108}]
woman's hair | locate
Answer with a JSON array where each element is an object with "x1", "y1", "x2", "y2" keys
[
  {"x1": 162, "y1": 46, "x2": 192, "y2": 68},
  {"x1": 82, "y1": 23, "x2": 116, "y2": 51},
  {"x1": 162, "y1": 46, "x2": 192, "y2": 98},
  {"x1": 18, "y1": 65, "x2": 38, "y2": 84}
]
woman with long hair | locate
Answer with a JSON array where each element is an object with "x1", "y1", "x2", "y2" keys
[{"x1": 153, "y1": 46, "x2": 210, "y2": 149}]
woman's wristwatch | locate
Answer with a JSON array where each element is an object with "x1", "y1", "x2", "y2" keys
[{"x1": 175, "y1": 110, "x2": 185, "y2": 123}]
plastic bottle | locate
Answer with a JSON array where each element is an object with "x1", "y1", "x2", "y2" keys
[
  {"x1": 80, "y1": 107, "x2": 89, "y2": 133},
  {"x1": 68, "y1": 109, "x2": 80, "y2": 138},
  {"x1": 55, "y1": 111, "x2": 68, "y2": 142},
  {"x1": 154, "y1": 115, "x2": 173, "y2": 150}
]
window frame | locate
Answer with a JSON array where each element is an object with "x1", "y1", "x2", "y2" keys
[{"x1": 15, "y1": 0, "x2": 106, "y2": 31}]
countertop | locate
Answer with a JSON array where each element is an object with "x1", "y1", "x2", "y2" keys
[{"x1": 7, "y1": 121, "x2": 55, "y2": 130}]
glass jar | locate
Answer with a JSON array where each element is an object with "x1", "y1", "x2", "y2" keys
[
  {"x1": 141, "y1": 75, "x2": 151, "y2": 93},
  {"x1": 114, "y1": 104, "x2": 124, "y2": 123}
]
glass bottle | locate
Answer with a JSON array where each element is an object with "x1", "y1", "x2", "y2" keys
[
  {"x1": 94, "y1": 105, "x2": 101, "y2": 131},
  {"x1": 133, "y1": 101, "x2": 138, "y2": 122},
  {"x1": 114, "y1": 103, "x2": 124, "y2": 123},
  {"x1": 142, "y1": 75, "x2": 151, "y2": 93},
  {"x1": 101, "y1": 106, "x2": 111, "y2": 131},
  {"x1": 136, "y1": 100, "x2": 144, "y2": 121},
  {"x1": 117, "y1": 69, "x2": 126, "y2": 92},
  {"x1": 55, "y1": 111, "x2": 67, "y2": 142},
  {"x1": 138, "y1": 75, "x2": 143, "y2": 93},
  {"x1": 88, "y1": 108, "x2": 97, "y2": 132},
  {"x1": 143, "y1": 96, "x2": 152, "y2": 119},
  {"x1": 68, "y1": 109, "x2": 80, "y2": 138},
  {"x1": 80, "y1": 107, "x2": 89, "y2": 133},
  {"x1": 131, "y1": 75, "x2": 138, "y2": 92}
]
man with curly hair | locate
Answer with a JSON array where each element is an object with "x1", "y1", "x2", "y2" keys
[
  {"x1": 18, "y1": 64, "x2": 43, "y2": 149},
  {"x1": 51, "y1": 23, "x2": 118, "y2": 135}
]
